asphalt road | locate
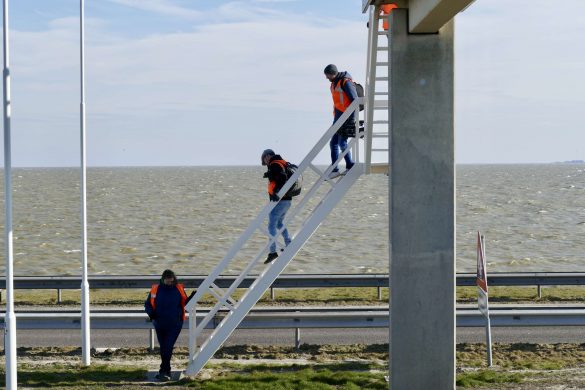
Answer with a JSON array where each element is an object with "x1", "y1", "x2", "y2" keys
[{"x1": 11, "y1": 326, "x2": 585, "y2": 349}]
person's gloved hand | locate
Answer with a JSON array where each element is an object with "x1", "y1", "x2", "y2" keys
[
  {"x1": 269, "y1": 194, "x2": 280, "y2": 202},
  {"x1": 263, "y1": 171, "x2": 269, "y2": 178},
  {"x1": 189, "y1": 291, "x2": 196, "y2": 299},
  {"x1": 148, "y1": 314, "x2": 156, "y2": 321}
]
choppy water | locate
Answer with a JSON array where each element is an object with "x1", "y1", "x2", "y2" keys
[{"x1": 0, "y1": 164, "x2": 583, "y2": 276}]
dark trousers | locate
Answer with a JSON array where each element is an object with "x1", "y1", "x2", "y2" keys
[{"x1": 154, "y1": 322, "x2": 183, "y2": 373}]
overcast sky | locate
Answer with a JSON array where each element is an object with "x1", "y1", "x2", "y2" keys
[{"x1": 0, "y1": 0, "x2": 584, "y2": 167}]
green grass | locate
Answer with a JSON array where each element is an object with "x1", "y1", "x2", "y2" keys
[
  {"x1": 182, "y1": 365, "x2": 388, "y2": 390},
  {"x1": 0, "y1": 362, "x2": 386, "y2": 389},
  {"x1": 9, "y1": 285, "x2": 585, "y2": 307},
  {"x1": 4, "y1": 344, "x2": 584, "y2": 388},
  {"x1": 456, "y1": 285, "x2": 585, "y2": 303},
  {"x1": 0, "y1": 364, "x2": 147, "y2": 388},
  {"x1": 456, "y1": 370, "x2": 525, "y2": 388},
  {"x1": 0, "y1": 362, "x2": 531, "y2": 389}
]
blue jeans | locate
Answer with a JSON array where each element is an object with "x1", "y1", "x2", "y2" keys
[
  {"x1": 330, "y1": 132, "x2": 354, "y2": 172},
  {"x1": 268, "y1": 200, "x2": 292, "y2": 253}
]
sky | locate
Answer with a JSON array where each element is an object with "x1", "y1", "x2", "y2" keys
[{"x1": 0, "y1": 0, "x2": 584, "y2": 167}]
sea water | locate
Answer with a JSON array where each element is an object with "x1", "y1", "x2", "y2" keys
[{"x1": 0, "y1": 164, "x2": 583, "y2": 276}]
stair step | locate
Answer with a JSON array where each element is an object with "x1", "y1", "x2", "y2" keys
[
  {"x1": 374, "y1": 92, "x2": 389, "y2": 96},
  {"x1": 372, "y1": 133, "x2": 388, "y2": 138},
  {"x1": 377, "y1": 31, "x2": 388, "y2": 36},
  {"x1": 372, "y1": 148, "x2": 389, "y2": 152},
  {"x1": 372, "y1": 120, "x2": 389, "y2": 124},
  {"x1": 376, "y1": 62, "x2": 389, "y2": 66},
  {"x1": 374, "y1": 101, "x2": 389, "y2": 109},
  {"x1": 377, "y1": 47, "x2": 389, "y2": 51},
  {"x1": 375, "y1": 77, "x2": 389, "y2": 81}
]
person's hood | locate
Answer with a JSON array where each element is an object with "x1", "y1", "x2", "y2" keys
[
  {"x1": 334, "y1": 71, "x2": 351, "y2": 82},
  {"x1": 269, "y1": 154, "x2": 285, "y2": 163}
]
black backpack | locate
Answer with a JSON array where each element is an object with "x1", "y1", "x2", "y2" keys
[
  {"x1": 284, "y1": 163, "x2": 302, "y2": 197},
  {"x1": 341, "y1": 78, "x2": 365, "y2": 111},
  {"x1": 354, "y1": 82, "x2": 365, "y2": 111}
]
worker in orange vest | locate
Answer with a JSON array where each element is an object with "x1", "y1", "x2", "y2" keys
[
  {"x1": 145, "y1": 269, "x2": 194, "y2": 381},
  {"x1": 381, "y1": 3, "x2": 398, "y2": 30},
  {"x1": 324, "y1": 64, "x2": 356, "y2": 179},
  {"x1": 261, "y1": 149, "x2": 293, "y2": 264}
]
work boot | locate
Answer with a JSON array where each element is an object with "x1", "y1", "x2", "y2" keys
[{"x1": 265, "y1": 252, "x2": 278, "y2": 264}]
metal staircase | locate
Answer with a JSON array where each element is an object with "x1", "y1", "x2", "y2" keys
[
  {"x1": 184, "y1": 100, "x2": 365, "y2": 376},
  {"x1": 184, "y1": 5, "x2": 392, "y2": 376},
  {"x1": 364, "y1": 3, "x2": 392, "y2": 174}
]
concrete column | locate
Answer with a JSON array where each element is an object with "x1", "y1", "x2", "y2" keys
[{"x1": 389, "y1": 9, "x2": 455, "y2": 390}]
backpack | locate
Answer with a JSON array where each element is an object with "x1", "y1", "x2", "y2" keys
[
  {"x1": 354, "y1": 82, "x2": 365, "y2": 111},
  {"x1": 271, "y1": 160, "x2": 302, "y2": 197},
  {"x1": 341, "y1": 78, "x2": 365, "y2": 111},
  {"x1": 284, "y1": 162, "x2": 302, "y2": 197}
]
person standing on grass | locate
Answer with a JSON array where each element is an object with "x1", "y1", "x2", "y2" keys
[{"x1": 145, "y1": 269, "x2": 194, "y2": 381}]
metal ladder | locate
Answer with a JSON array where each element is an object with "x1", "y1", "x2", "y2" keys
[
  {"x1": 185, "y1": 99, "x2": 367, "y2": 376},
  {"x1": 364, "y1": 3, "x2": 392, "y2": 174}
]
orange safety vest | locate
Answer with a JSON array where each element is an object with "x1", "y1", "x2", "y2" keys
[
  {"x1": 267, "y1": 159, "x2": 287, "y2": 196},
  {"x1": 330, "y1": 78, "x2": 352, "y2": 114},
  {"x1": 150, "y1": 283, "x2": 188, "y2": 321},
  {"x1": 381, "y1": 3, "x2": 398, "y2": 31}
]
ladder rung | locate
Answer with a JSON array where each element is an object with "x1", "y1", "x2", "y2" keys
[
  {"x1": 372, "y1": 133, "x2": 388, "y2": 138},
  {"x1": 377, "y1": 47, "x2": 389, "y2": 51},
  {"x1": 372, "y1": 148, "x2": 389, "y2": 152},
  {"x1": 374, "y1": 92, "x2": 388, "y2": 96},
  {"x1": 374, "y1": 100, "x2": 388, "y2": 109},
  {"x1": 208, "y1": 285, "x2": 235, "y2": 310},
  {"x1": 212, "y1": 282, "x2": 239, "y2": 306},
  {"x1": 375, "y1": 77, "x2": 389, "y2": 81},
  {"x1": 373, "y1": 120, "x2": 389, "y2": 124},
  {"x1": 376, "y1": 62, "x2": 389, "y2": 66},
  {"x1": 309, "y1": 163, "x2": 323, "y2": 176},
  {"x1": 377, "y1": 31, "x2": 388, "y2": 36}
]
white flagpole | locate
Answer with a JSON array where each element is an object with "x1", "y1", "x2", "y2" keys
[
  {"x1": 80, "y1": 0, "x2": 91, "y2": 366},
  {"x1": 2, "y1": 0, "x2": 18, "y2": 387}
]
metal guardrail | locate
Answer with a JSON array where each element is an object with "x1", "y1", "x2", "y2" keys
[
  {"x1": 0, "y1": 273, "x2": 583, "y2": 303},
  {"x1": 2, "y1": 306, "x2": 585, "y2": 348},
  {"x1": 1, "y1": 272, "x2": 585, "y2": 289},
  {"x1": 3, "y1": 305, "x2": 585, "y2": 329}
]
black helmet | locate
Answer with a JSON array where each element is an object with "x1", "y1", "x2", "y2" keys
[
  {"x1": 261, "y1": 149, "x2": 275, "y2": 165},
  {"x1": 324, "y1": 64, "x2": 338, "y2": 75}
]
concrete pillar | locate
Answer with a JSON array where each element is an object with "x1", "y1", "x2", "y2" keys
[{"x1": 389, "y1": 9, "x2": 455, "y2": 390}]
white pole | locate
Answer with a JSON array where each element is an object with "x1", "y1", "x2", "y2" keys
[
  {"x1": 2, "y1": 0, "x2": 18, "y2": 387},
  {"x1": 80, "y1": 0, "x2": 91, "y2": 366}
]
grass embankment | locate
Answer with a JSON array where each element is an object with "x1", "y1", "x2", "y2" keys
[
  {"x1": 7, "y1": 285, "x2": 585, "y2": 306},
  {"x1": 4, "y1": 343, "x2": 585, "y2": 388},
  {"x1": 3, "y1": 286, "x2": 585, "y2": 388}
]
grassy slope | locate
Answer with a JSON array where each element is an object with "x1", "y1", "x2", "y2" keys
[
  {"x1": 4, "y1": 343, "x2": 585, "y2": 388},
  {"x1": 8, "y1": 285, "x2": 585, "y2": 306}
]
